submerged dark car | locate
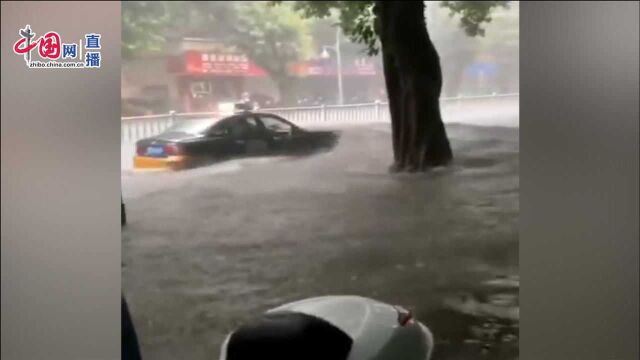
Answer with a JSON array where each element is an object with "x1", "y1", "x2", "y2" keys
[{"x1": 133, "y1": 111, "x2": 340, "y2": 170}]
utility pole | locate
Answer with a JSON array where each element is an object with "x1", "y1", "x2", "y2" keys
[{"x1": 335, "y1": 26, "x2": 344, "y2": 105}]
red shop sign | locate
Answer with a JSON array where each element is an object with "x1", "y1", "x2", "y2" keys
[
  {"x1": 288, "y1": 58, "x2": 377, "y2": 77},
  {"x1": 182, "y1": 50, "x2": 267, "y2": 77}
]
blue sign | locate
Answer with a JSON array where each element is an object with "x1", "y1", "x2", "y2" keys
[{"x1": 466, "y1": 62, "x2": 499, "y2": 76}]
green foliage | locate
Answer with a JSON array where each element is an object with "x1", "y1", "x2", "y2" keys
[
  {"x1": 122, "y1": 1, "x2": 312, "y2": 77},
  {"x1": 236, "y1": 2, "x2": 314, "y2": 75},
  {"x1": 475, "y1": 1, "x2": 518, "y2": 54},
  {"x1": 281, "y1": 1, "x2": 379, "y2": 55},
  {"x1": 122, "y1": 1, "x2": 172, "y2": 59},
  {"x1": 122, "y1": 1, "x2": 315, "y2": 102},
  {"x1": 427, "y1": 2, "x2": 517, "y2": 96},
  {"x1": 431, "y1": 1, "x2": 516, "y2": 56},
  {"x1": 283, "y1": 1, "x2": 509, "y2": 55},
  {"x1": 440, "y1": 1, "x2": 509, "y2": 36}
]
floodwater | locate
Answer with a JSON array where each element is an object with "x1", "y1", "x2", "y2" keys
[{"x1": 122, "y1": 121, "x2": 519, "y2": 360}]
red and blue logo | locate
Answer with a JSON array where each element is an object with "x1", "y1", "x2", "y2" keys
[{"x1": 13, "y1": 25, "x2": 102, "y2": 69}]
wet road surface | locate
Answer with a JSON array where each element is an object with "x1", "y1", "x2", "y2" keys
[{"x1": 122, "y1": 122, "x2": 519, "y2": 360}]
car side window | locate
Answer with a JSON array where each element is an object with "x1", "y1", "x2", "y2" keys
[
  {"x1": 259, "y1": 116, "x2": 292, "y2": 134},
  {"x1": 209, "y1": 119, "x2": 229, "y2": 135},
  {"x1": 228, "y1": 119, "x2": 249, "y2": 137},
  {"x1": 211, "y1": 118, "x2": 247, "y2": 138},
  {"x1": 240, "y1": 116, "x2": 265, "y2": 138},
  {"x1": 244, "y1": 117, "x2": 260, "y2": 131}
]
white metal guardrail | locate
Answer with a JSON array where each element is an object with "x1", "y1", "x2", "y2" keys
[{"x1": 121, "y1": 93, "x2": 519, "y2": 144}]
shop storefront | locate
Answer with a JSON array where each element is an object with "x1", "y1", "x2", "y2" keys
[
  {"x1": 164, "y1": 38, "x2": 385, "y2": 111},
  {"x1": 288, "y1": 57, "x2": 385, "y2": 105},
  {"x1": 167, "y1": 49, "x2": 273, "y2": 112}
]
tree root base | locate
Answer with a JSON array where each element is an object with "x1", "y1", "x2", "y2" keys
[{"x1": 388, "y1": 158, "x2": 453, "y2": 174}]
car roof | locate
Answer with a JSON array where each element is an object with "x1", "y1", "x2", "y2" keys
[{"x1": 238, "y1": 111, "x2": 296, "y2": 124}]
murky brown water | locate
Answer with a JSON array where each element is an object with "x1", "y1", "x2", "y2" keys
[{"x1": 122, "y1": 122, "x2": 519, "y2": 360}]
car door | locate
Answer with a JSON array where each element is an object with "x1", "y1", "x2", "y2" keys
[
  {"x1": 200, "y1": 117, "x2": 249, "y2": 160},
  {"x1": 242, "y1": 115, "x2": 270, "y2": 156},
  {"x1": 254, "y1": 114, "x2": 301, "y2": 154}
]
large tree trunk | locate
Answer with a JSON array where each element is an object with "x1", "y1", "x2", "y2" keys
[{"x1": 375, "y1": 1, "x2": 453, "y2": 172}]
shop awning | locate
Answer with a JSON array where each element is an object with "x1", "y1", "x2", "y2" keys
[
  {"x1": 168, "y1": 50, "x2": 267, "y2": 77},
  {"x1": 168, "y1": 50, "x2": 378, "y2": 77}
]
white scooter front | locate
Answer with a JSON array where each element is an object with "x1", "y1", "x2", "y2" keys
[{"x1": 219, "y1": 295, "x2": 434, "y2": 360}]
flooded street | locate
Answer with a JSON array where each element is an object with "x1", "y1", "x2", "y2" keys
[{"x1": 122, "y1": 121, "x2": 519, "y2": 360}]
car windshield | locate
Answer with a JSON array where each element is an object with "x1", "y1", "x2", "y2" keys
[{"x1": 163, "y1": 118, "x2": 219, "y2": 135}]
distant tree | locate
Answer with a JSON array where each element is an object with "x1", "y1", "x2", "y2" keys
[
  {"x1": 474, "y1": 2, "x2": 519, "y2": 93},
  {"x1": 429, "y1": 4, "x2": 478, "y2": 98},
  {"x1": 233, "y1": 2, "x2": 313, "y2": 103},
  {"x1": 122, "y1": 1, "x2": 173, "y2": 59},
  {"x1": 285, "y1": 1, "x2": 509, "y2": 171},
  {"x1": 122, "y1": 1, "x2": 313, "y2": 103},
  {"x1": 430, "y1": 1, "x2": 518, "y2": 97},
  {"x1": 184, "y1": 1, "x2": 314, "y2": 102}
]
